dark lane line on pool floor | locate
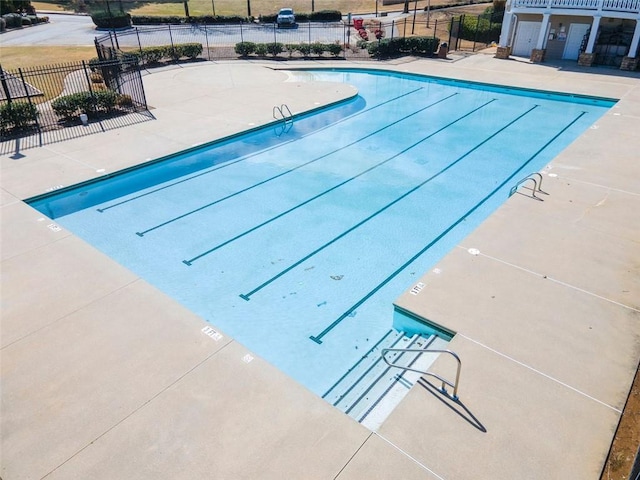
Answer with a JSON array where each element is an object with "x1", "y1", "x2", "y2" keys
[
  {"x1": 97, "y1": 87, "x2": 426, "y2": 214},
  {"x1": 239, "y1": 105, "x2": 540, "y2": 301},
  {"x1": 136, "y1": 90, "x2": 454, "y2": 238},
  {"x1": 181, "y1": 98, "x2": 497, "y2": 266},
  {"x1": 309, "y1": 111, "x2": 587, "y2": 344}
]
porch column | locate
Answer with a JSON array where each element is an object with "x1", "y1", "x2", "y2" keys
[
  {"x1": 496, "y1": 10, "x2": 515, "y2": 59},
  {"x1": 499, "y1": 11, "x2": 514, "y2": 47},
  {"x1": 535, "y1": 13, "x2": 551, "y2": 49},
  {"x1": 620, "y1": 16, "x2": 640, "y2": 70},
  {"x1": 585, "y1": 15, "x2": 602, "y2": 54},
  {"x1": 627, "y1": 17, "x2": 640, "y2": 58},
  {"x1": 578, "y1": 15, "x2": 601, "y2": 67}
]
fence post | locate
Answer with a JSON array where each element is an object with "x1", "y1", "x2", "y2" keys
[
  {"x1": 0, "y1": 65, "x2": 12, "y2": 104},
  {"x1": 113, "y1": 30, "x2": 120, "y2": 50},
  {"x1": 273, "y1": 22, "x2": 277, "y2": 45},
  {"x1": 309, "y1": 21, "x2": 311, "y2": 44},
  {"x1": 391, "y1": 19, "x2": 394, "y2": 40},
  {"x1": 168, "y1": 24, "x2": 176, "y2": 62},
  {"x1": 240, "y1": 21, "x2": 244, "y2": 43},
  {"x1": 403, "y1": 17, "x2": 407, "y2": 38},
  {"x1": 448, "y1": 17, "x2": 453, "y2": 49},
  {"x1": 136, "y1": 28, "x2": 143, "y2": 58},
  {"x1": 204, "y1": 25, "x2": 211, "y2": 61},
  {"x1": 433, "y1": 19, "x2": 437, "y2": 40}
]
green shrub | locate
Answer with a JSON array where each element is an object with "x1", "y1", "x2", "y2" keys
[
  {"x1": 266, "y1": 42, "x2": 284, "y2": 56},
  {"x1": 93, "y1": 90, "x2": 118, "y2": 113},
  {"x1": 234, "y1": 41, "x2": 256, "y2": 56},
  {"x1": 140, "y1": 46, "x2": 166, "y2": 63},
  {"x1": 296, "y1": 43, "x2": 312, "y2": 57},
  {"x1": 2, "y1": 12, "x2": 22, "y2": 28},
  {"x1": 132, "y1": 15, "x2": 183, "y2": 25},
  {"x1": 52, "y1": 93, "x2": 84, "y2": 120},
  {"x1": 0, "y1": 17, "x2": 6, "y2": 32},
  {"x1": 309, "y1": 10, "x2": 341, "y2": 22},
  {"x1": 327, "y1": 43, "x2": 343, "y2": 57},
  {"x1": 52, "y1": 90, "x2": 131, "y2": 121},
  {"x1": 0, "y1": 101, "x2": 39, "y2": 134},
  {"x1": 367, "y1": 37, "x2": 439, "y2": 58},
  {"x1": 459, "y1": 14, "x2": 502, "y2": 43},
  {"x1": 255, "y1": 43, "x2": 268, "y2": 56},
  {"x1": 178, "y1": 42, "x2": 203, "y2": 59},
  {"x1": 20, "y1": 15, "x2": 30, "y2": 25},
  {"x1": 285, "y1": 43, "x2": 298, "y2": 57},
  {"x1": 310, "y1": 42, "x2": 326, "y2": 56},
  {"x1": 91, "y1": 11, "x2": 131, "y2": 29}
]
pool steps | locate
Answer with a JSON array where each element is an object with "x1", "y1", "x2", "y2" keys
[{"x1": 322, "y1": 329, "x2": 448, "y2": 430}]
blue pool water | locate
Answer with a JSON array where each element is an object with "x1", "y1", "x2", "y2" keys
[{"x1": 29, "y1": 69, "x2": 614, "y2": 396}]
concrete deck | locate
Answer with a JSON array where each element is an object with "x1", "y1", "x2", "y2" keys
[{"x1": 1, "y1": 56, "x2": 639, "y2": 479}]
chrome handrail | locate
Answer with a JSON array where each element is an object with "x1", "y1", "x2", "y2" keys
[
  {"x1": 272, "y1": 104, "x2": 293, "y2": 136},
  {"x1": 509, "y1": 172, "x2": 548, "y2": 200},
  {"x1": 381, "y1": 348, "x2": 462, "y2": 400}
]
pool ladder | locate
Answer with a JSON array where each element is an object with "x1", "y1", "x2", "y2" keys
[
  {"x1": 381, "y1": 347, "x2": 462, "y2": 401},
  {"x1": 273, "y1": 104, "x2": 293, "y2": 136},
  {"x1": 509, "y1": 172, "x2": 548, "y2": 201}
]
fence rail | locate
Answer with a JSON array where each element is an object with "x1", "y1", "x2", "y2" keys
[{"x1": 0, "y1": 58, "x2": 149, "y2": 148}]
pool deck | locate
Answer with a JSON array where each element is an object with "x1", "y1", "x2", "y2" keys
[{"x1": 1, "y1": 55, "x2": 639, "y2": 479}]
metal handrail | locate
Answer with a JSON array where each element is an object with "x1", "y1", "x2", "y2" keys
[
  {"x1": 272, "y1": 104, "x2": 293, "y2": 136},
  {"x1": 509, "y1": 172, "x2": 548, "y2": 200},
  {"x1": 272, "y1": 104, "x2": 293, "y2": 124},
  {"x1": 381, "y1": 348, "x2": 462, "y2": 400}
]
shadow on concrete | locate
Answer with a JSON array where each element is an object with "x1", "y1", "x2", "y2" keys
[{"x1": 418, "y1": 377, "x2": 487, "y2": 433}]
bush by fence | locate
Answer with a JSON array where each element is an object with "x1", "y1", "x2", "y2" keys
[
  {"x1": 51, "y1": 90, "x2": 133, "y2": 120},
  {"x1": 458, "y1": 13, "x2": 502, "y2": 44},
  {"x1": 234, "y1": 41, "x2": 343, "y2": 58},
  {"x1": 367, "y1": 36, "x2": 440, "y2": 58},
  {"x1": 0, "y1": 101, "x2": 39, "y2": 135},
  {"x1": 117, "y1": 43, "x2": 203, "y2": 64},
  {"x1": 91, "y1": 11, "x2": 132, "y2": 29},
  {"x1": 1, "y1": 58, "x2": 147, "y2": 142}
]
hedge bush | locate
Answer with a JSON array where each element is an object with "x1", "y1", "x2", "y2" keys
[
  {"x1": 91, "y1": 11, "x2": 131, "y2": 29},
  {"x1": 235, "y1": 41, "x2": 256, "y2": 57},
  {"x1": 459, "y1": 13, "x2": 503, "y2": 43},
  {"x1": 2, "y1": 12, "x2": 21, "y2": 28},
  {"x1": 234, "y1": 41, "x2": 342, "y2": 58},
  {"x1": 367, "y1": 36, "x2": 440, "y2": 58},
  {"x1": 132, "y1": 14, "x2": 249, "y2": 25},
  {"x1": 0, "y1": 101, "x2": 39, "y2": 134},
  {"x1": 51, "y1": 90, "x2": 131, "y2": 121},
  {"x1": 123, "y1": 43, "x2": 203, "y2": 64},
  {"x1": 266, "y1": 42, "x2": 284, "y2": 56}
]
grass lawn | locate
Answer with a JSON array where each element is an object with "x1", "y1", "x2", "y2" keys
[{"x1": 0, "y1": 46, "x2": 97, "y2": 70}]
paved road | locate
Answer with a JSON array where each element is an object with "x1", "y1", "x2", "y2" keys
[{"x1": 1, "y1": 14, "x2": 99, "y2": 46}]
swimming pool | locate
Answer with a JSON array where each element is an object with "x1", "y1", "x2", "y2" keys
[{"x1": 28, "y1": 69, "x2": 614, "y2": 404}]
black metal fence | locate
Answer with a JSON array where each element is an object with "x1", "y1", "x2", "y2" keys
[
  {"x1": 0, "y1": 57, "x2": 149, "y2": 149},
  {"x1": 94, "y1": 16, "x2": 498, "y2": 62},
  {"x1": 93, "y1": 16, "x2": 499, "y2": 63}
]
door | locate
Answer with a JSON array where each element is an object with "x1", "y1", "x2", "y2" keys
[
  {"x1": 563, "y1": 23, "x2": 590, "y2": 60},
  {"x1": 512, "y1": 21, "x2": 542, "y2": 57}
]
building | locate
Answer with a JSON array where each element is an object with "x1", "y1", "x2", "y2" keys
[{"x1": 496, "y1": 0, "x2": 640, "y2": 70}]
